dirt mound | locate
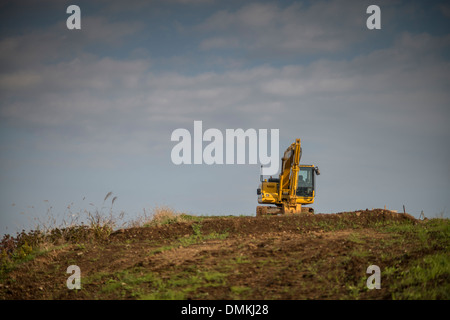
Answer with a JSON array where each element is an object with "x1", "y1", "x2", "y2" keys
[
  {"x1": 4, "y1": 209, "x2": 446, "y2": 301},
  {"x1": 110, "y1": 209, "x2": 417, "y2": 243}
]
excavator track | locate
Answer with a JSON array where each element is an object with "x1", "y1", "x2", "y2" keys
[{"x1": 256, "y1": 205, "x2": 314, "y2": 217}]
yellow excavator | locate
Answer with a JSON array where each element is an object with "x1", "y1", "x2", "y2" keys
[{"x1": 256, "y1": 139, "x2": 320, "y2": 216}]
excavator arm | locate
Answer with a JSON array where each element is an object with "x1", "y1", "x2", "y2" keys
[{"x1": 278, "y1": 139, "x2": 302, "y2": 202}]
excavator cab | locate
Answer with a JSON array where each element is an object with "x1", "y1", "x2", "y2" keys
[{"x1": 296, "y1": 165, "x2": 320, "y2": 197}]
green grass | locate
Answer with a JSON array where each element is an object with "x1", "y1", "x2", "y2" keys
[
  {"x1": 387, "y1": 253, "x2": 450, "y2": 299},
  {"x1": 1, "y1": 244, "x2": 68, "y2": 281},
  {"x1": 230, "y1": 286, "x2": 252, "y2": 298},
  {"x1": 378, "y1": 219, "x2": 449, "y2": 250},
  {"x1": 148, "y1": 226, "x2": 229, "y2": 256},
  {"x1": 348, "y1": 233, "x2": 365, "y2": 244},
  {"x1": 234, "y1": 255, "x2": 251, "y2": 264},
  {"x1": 368, "y1": 219, "x2": 450, "y2": 299},
  {"x1": 138, "y1": 269, "x2": 228, "y2": 300},
  {"x1": 86, "y1": 269, "x2": 157, "y2": 298}
]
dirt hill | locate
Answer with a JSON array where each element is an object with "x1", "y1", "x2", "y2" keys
[{"x1": 1, "y1": 209, "x2": 449, "y2": 300}]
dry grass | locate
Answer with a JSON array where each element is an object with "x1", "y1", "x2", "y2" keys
[
  {"x1": 114, "y1": 205, "x2": 188, "y2": 229},
  {"x1": 144, "y1": 206, "x2": 189, "y2": 227}
]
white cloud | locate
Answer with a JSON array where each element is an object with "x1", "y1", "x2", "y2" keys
[
  {"x1": 0, "y1": 15, "x2": 143, "y2": 72},
  {"x1": 197, "y1": 0, "x2": 368, "y2": 55},
  {"x1": 0, "y1": 34, "x2": 450, "y2": 172}
]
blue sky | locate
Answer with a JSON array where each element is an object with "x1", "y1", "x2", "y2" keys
[{"x1": 1, "y1": 0, "x2": 449, "y2": 235}]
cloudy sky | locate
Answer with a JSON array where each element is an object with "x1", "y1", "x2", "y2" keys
[{"x1": 1, "y1": 0, "x2": 449, "y2": 235}]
